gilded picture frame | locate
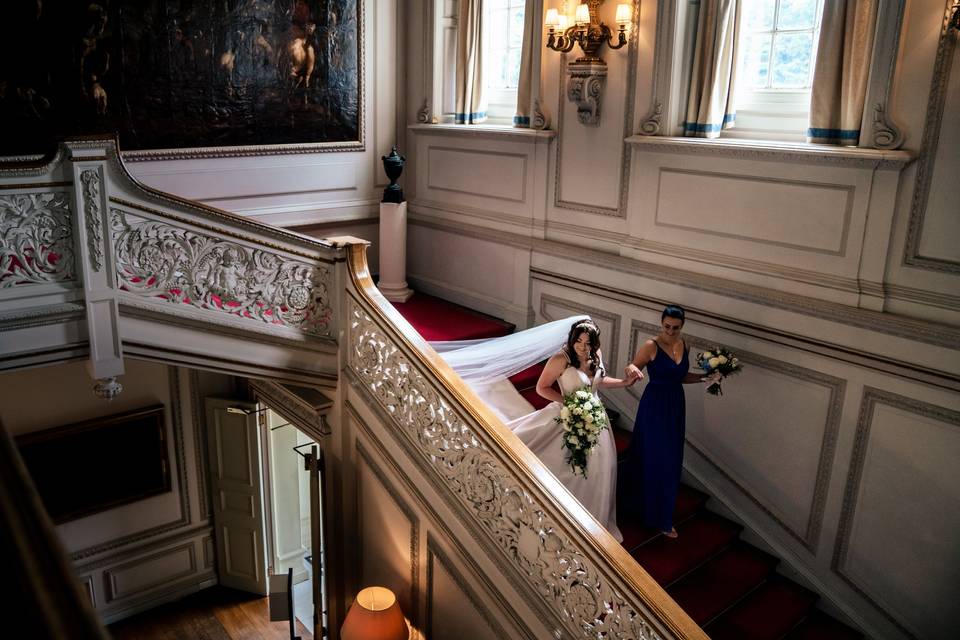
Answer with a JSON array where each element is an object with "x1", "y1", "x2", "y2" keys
[{"x1": 0, "y1": 1, "x2": 364, "y2": 162}]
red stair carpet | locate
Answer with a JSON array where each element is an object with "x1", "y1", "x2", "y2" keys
[{"x1": 393, "y1": 293, "x2": 862, "y2": 640}]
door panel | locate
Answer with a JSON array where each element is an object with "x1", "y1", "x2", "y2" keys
[{"x1": 206, "y1": 399, "x2": 268, "y2": 595}]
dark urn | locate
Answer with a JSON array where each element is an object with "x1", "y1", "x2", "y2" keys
[{"x1": 381, "y1": 147, "x2": 406, "y2": 204}]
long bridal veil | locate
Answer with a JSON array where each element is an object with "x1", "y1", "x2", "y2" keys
[{"x1": 431, "y1": 315, "x2": 590, "y2": 386}]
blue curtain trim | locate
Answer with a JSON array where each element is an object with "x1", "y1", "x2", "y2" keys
[
  {"x1": 454, "y1": 111, "x2": 488, "y2": 123},
  {"x1": 682, "y1": 113, "x2": 736, "y2": 133},
  {"x1": 513, "y1": 115, "x2": 530, "y2": 126},
  {"x1": 806, "y1": 127, "x2": 860, "y2": 140}
]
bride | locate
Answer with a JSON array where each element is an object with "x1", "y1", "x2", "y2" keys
[{"x1": 433, "y1": 317, "x2": 637, "y2": 542}]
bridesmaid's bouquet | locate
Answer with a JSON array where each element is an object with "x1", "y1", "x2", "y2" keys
[
  {"x1": 696, "y1": 347, "x2": 742, "y2": 396},
  {"x1": 555, "y1": 388, "x2": 609, "y2": 477}
]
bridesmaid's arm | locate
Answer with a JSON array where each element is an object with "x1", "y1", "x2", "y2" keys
[
  {"x1": 535, "y1": 353, "x2": 567, "y2": 404},
  {"x1": 624, "y1": 340, "x2": 657, "y2": 382}
]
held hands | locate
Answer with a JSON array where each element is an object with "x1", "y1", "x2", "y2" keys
[{"x1": 624, "y1": 364, "x2": 644, "y2": 386}]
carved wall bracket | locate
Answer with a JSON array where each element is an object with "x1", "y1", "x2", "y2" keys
[{"x1": 566, "y1": 62, "x2": 607, "y2": 126}]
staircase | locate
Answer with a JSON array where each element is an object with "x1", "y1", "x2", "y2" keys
[{"x1": 393, "y1": 293, "x2": 862, "y2": 639}]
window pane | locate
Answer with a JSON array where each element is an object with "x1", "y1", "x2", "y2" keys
[
  {"x1": 742, "y1": 32, "x2": 772, "y2": 88},
  {"x1": 776, "y1": 0, "x2": 817, "y2": 30},
  {"x1": 507, "y1": 48, "x2": 522, "y2": 86},
  {"x1": 743, "y1": 0, "x2": 776, "y2": 30},
  {"x1": 771, "y1": 32, "x2": 813, "y2": 88}
]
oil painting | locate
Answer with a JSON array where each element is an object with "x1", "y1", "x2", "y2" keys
[{"x1": 0, "y1": 1, "x2": 362, "y2": 159}]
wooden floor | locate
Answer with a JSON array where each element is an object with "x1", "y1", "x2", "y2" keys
[{"x1": 108, "y1": 586, "x2": 314, "y2": 640}]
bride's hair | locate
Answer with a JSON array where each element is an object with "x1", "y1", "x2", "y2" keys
[{"x1": 564, "y1": 319, "x2": 601, "y2": 372}]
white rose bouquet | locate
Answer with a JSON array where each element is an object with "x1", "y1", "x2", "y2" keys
[
  {"x1": 554, "y1": 387, "x2": 610, "y2": 477},
  {"x1": 696, "y1": 347, "x2": 742, "y2": 396}
]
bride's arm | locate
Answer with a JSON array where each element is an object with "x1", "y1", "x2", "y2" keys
[
  {"x1": 535, "y1": 353, "x2": 567, "y2": 404},
  {"x1": 597, "y1": 349, "x2": 640, "y2": 389}
]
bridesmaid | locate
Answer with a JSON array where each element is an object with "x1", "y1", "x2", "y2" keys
[{"x1": 624, "y1": 305, "x2": 717, "y2": 538}]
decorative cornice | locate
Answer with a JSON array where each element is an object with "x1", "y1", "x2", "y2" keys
[
  {"x1": 0, "y1": 303, "x2": 86, "y2": 331},
  {"x1": 902, "y1": 0, "x2": 960, "y2": 274},
  {"x1": 408, "y1": 124, "x2": 556, "y2": 142},
  {"x1": 626, "y1": 136, "x2": 914, "y2": 169},
  {"x1": 832, "y1": 387, "x2": 960, "y2": 639}
]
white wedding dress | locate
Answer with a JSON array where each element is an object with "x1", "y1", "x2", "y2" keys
[{"x1": 433, "y1": 317, "x2": 622, "y2": 542}]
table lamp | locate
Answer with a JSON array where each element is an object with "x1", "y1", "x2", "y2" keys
[{"x1": 341, "y1": 586, "x2": 408, "y2": 640}]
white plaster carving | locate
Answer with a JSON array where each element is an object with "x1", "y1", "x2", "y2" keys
[
  {"x1": 0, "y1": 192, "x2": 75, "y2": 287},
  {"x1": 532, "y1": 99, "x2": 550, "y2": 130},
  {"x1": 639, "y1": 102, "x2": 663, "y2": 136},
  {"x1": 347, "y1": 299, "x2": 664, "y2": 640},
  {"x1": 93, "y1": 376, "x2": 123, "y2": 400},
  {"x1": 417, "y1": 98, "x2": 431, "y2": 124},
  {"x1": 566, "y1": 63, "x2": 607, "y2": 126},
  {"x1": 81, "y1": 169, "x2": 105, "y2": 271},
  {"x1": 871, "y1": 103, "x2": 904, "y2": 150},
  {"x1": 111, "y1": 209, "x2": 333, "y2": 336}
]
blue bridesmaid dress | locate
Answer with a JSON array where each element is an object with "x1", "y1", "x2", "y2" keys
[{"x1": 628, "y1": 341, "x2": 688, "y2": 532}]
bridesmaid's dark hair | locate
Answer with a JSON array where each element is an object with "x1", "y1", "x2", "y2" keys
[
  {"x1": 662, "y1": 305, "x2": 686, "y2": 325},
  {"x1": 565, "y1": 319, "x2": 601, "y2": 372}
]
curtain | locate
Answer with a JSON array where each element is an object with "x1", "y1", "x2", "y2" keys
[
  {"x1": 807, "y1": 0, "x2": 877, "y2": 145},
  {"x1": 514, "y1": 0, "x2": 537, "y2": 127},
  {"x1": 683, "y1": 0, "x2": 741, "y2": 138},
  {"x1": 455, "y1": 0, "x2": 487, "y2": 124}
]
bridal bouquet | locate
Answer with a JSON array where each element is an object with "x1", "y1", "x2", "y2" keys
[
  {"x1": 555, "y1": 388, "x2": 609, "y2": 477},
  {"x1": 696, "y1": 347, "x2": 742, "y2": 396}
]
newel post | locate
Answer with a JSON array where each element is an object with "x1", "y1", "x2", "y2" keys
[
  {"x1": 66, "y1": 139, "x2": 125, "y2": 398},
  {"x1": 377, "y1": 148, "x2": 413, "y2": 303}
]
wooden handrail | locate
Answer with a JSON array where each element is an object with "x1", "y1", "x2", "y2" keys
[{"x1": 340, "y1": 242, "x2": 708, "y2": 640}]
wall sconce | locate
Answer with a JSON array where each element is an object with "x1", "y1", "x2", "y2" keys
[
  {"x1": 544, "y1": 1, "x2": 632, "y2": 125},
  {"x1": 341, "y1": 586, "x2": 408, "y2": 640}
]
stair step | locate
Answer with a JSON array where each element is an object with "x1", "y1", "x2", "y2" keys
[
  {"x1": 519, "y1": 387, "x2": 550, "y2": 410},
  {"x1": 667, "y1": 541, "x2": 779, "y2": 625},
  {"x1": 630, "y1": 511, "x2": 742, "y2": 586},
  {"x1": 704, "y1": 574, "x2": 819, "y2": 640},
  {"x1": 508, "y1": 362, "x2": 545, "y2": 390},
  {"x1": 391, "y1": 292, "x2": 514, "y2": 341},
  {"x1": 784, "y1": 610, "x2": 863, "y2": 640},
  {"x1": 613, "y1": 427, "x2": 631, "y2": 459},
  {"x1": 618, "y1": 484, "x2": 709, "y2": 550}
]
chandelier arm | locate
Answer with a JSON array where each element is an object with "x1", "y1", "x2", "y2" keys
[{"x1": 605, "y1": 28, "x2": 629, "y2": 50}]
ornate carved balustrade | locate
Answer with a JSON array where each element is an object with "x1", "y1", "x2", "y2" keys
[
  {"x1": 0, "y1": 138, "x2": 342, "y2": 386},
  {"x1": 340, "y1": 243, "x2": 707, "y2": 640}
]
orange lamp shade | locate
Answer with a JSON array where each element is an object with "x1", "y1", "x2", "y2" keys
[{"x1": 341, "y1": 586, "x2": 408, "y2": 640}]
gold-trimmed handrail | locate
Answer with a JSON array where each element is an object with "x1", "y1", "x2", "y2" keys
[{"x1": 340, "y1": 241, "x2": 708, "y2": 640}]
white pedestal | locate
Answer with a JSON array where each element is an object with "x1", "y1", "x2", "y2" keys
[{"x1": 378, "y1": 201, "x2": 414, "y2": 302}]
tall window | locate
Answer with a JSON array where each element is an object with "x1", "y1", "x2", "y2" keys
[
  {"x1": 483, "y1": 0, "x2": 526, "y2": 123},
  {"x1": 729, "y1": 0, "x2": 825, "y2": 140}
]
